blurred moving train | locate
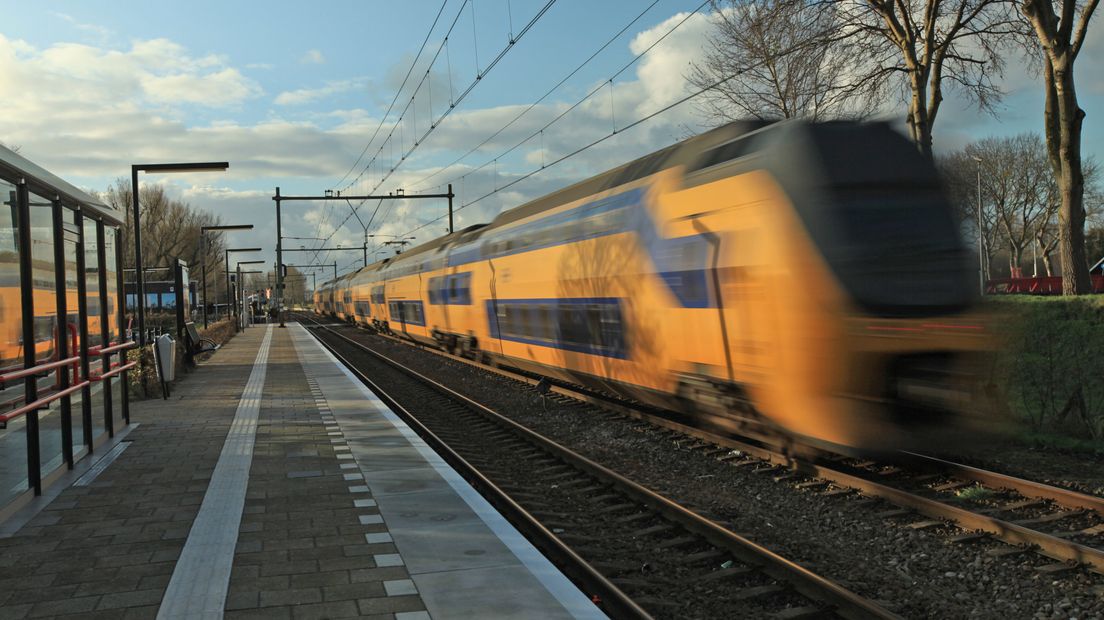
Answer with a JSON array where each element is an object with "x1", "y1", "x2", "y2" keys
[{"x1": 313, "y1": 120, "x2": 992, "y2": 454}]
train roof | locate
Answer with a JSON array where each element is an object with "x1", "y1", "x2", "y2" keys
[
  {"x1": 352, "y1": 119, "x2": 917, "y2": 279},
  {"x1": 368, "y1": 121, "x2": 775, "y2": 271}
]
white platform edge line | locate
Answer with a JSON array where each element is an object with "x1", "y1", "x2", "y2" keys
[
  {"x1": 290, "y1": 323, "x2": 605, "y2": 620},
  {"x1": 157, "y1": 325, "x2": 274, "y2": 620}
]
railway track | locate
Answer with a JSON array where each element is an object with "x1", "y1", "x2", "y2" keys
[
  {"x1": 296, "y1": 314, "x2": 897, "y2": 620},
  {"x1": 303, "y1": 314, "x2": 1104, "y2": 579}
]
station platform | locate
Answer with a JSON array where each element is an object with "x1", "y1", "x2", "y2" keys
[{"x1": 0, "y1": 323, "x2": 603, "y2": 619}]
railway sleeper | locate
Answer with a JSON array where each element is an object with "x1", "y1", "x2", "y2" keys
[
  {"x1": 654, "y1": 535, "x2": 699, "y2": 550},
  {"x1": 734, "y1": 584, "x2": 786, "y2": 601},
  {"x1": 631, "y1": 523, "x2": 676, "y2": 538},
  {"x1": 597, "y1": 502, "x2": 639, "y2": 515},
  {"x1": 1012, "y1": 509, "x2": 1086, "y2": 527},
  {"x1": 587, "y1": 493, "x2": 621, "y2": 504},
  {"x1": 590, "y1": 560, "x2": 649, "y2": 575},
  {"x1": 772, "y1": 604, "x2": 831, "y2": 620},
  {"x1": 978, "y1": 499, "x2": 1047, "y2": 514},
  {"x1": 676, "y1": 548, "x2": 728, "y2": 565},
  {"x1": 697, "y1": 565, "x2": 755, "y2": 583},
  {"x1": 614, "y1": 512, "x2": 653, "y2": 525}
]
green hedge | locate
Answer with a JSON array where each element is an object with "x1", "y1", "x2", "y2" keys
[{"x1": 989, "y1": 296, "x2": 1104, "y2": 443}]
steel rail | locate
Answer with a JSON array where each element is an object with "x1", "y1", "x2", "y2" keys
[
  {"x1": 303, "y1": 316, "x2": 899, "y2": 620},
  {"x1": 902, "y1": 451, "x2": 1104, "y2": 515}
]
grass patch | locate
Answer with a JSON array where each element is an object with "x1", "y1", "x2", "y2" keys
[
  {"x1": 954, "y1": 485, "x2": 995, "y2": 501},
  {"x1": 1012, "y1": 429, "x2": 1104, "y2": 455}
]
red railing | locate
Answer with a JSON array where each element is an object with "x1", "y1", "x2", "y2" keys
[
  {"x1": 0, "y1": 340, "x2": 137, "y2": 424},
  {"x1": 0, "y1": 380, "x2": 91, "y2": 424},
  {"x1": 96, "y1": 341, "x2": 136, "y2": 357},
  {"x1": 0, "y1": 356, "x2": 82, "y2": 387},
  {"x1": 91, "y1": 361, "x2": 137, "y2": 382}
]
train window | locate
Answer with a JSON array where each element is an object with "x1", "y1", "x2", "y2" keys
[
  {"x1": 599, "y1": 305, "x2": 624, "y2": 350},
  {"x1": 502, "y1": 306, "x2": 517, "y2": 337},
  {"x1": 518, "y1": 306, "x2": 532, "y2": 338},
  {"x1": 539, "y1": 306, "x2": 554, "y2": 340},
  {"x1": 428, "y1": 277, "x2": 441, "y2": 305},
  {"x1": 448, "y1": 273, "x2": 471, "y2": 305},
  {"x1": 558, "y1": 305, "x2": 588, "y2": 347}
]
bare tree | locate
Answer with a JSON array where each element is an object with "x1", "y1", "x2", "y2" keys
[
  {"x1": 824, "y1": 0, "x2": 1022, "y2": 157},
  {"x1": 975, "y1": 135, "x2": 1052, "y2": 275},
  {"x1": 941, "y1": 135, "x2": 1101, "y2": 278},
  {"x1": 101, "y1": 178, "x2": 229, "y2": 305},
  {"x1": 1037, "y1": 158, "x2": 1103, "y2": 275},
  {"x1": 688, "y1": 0, "x2": 877, "y2": 122},
  {"x1": 1020, "y1": 0, "x2": 1100, "y2": 293},
  {"x1": 939, "y1": 151, "x2": 1001, "y2": 279}
]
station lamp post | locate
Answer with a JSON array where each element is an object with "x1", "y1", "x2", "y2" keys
[
  {"x1": 225, "y1": 248, "x2": 262, "y2": 321},
  {"x1": 973, "y1": 156, "x2": 985, "y2": 295},
  {"x1": 131, "y1": 161, "x2": 229, "y2": 345},
  {"x1": 200, "y1": 224, "x2": 253, "y2": 328}
]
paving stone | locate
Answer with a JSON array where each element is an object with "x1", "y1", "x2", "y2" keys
[
  {"x1": 357, "y1": 594, "x2": 426, "y2": 616},
  {"x1": 259, "y1": 587, "x2": 323, "y2": 607},
  {"x1": 290, "y1": 599, "x2": 361, "y2": 619},
  {"x1": 225, "y1": 606, "x2": 293, "y2": 620},
  {"x1": 27, "y1": 595, "x2": 100, "y2": 617},
  {"x1": 96, "y1": 588, "x2": 164, "y2": 610}
]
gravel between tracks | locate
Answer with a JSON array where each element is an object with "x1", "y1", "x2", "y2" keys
[{"x1": 323, "y1": 324, "x2": 1104, "y2": 620}]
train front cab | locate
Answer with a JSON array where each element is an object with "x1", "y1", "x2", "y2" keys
[{"x1": 663, "y1": 121, "x2": 991, "y2": 453}]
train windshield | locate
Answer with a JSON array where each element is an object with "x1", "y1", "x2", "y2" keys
[{"x1": 802, "y1": 124, "x2": 975, "y2": 316}]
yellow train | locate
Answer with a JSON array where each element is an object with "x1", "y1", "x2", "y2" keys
[{"x1": 315, "y1": 120, "x2": 992, "y2": 454}]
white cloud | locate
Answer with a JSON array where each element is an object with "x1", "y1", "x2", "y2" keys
[
  {"x1": 51, "y1": 12, "x2": 113, "y2": 43},
  {"x1": 301, "y1": 49, "x2": 325, "y2": 64},
  {"x1": 275, "y1": 78, "x2": 368, "y2": 106},
  {"x1": 0, "y1": 35, "x2": 261, "y2": 112}
]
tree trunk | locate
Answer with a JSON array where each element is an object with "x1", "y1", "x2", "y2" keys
[
  {"x1": 1009, "y1": 243, "x2": 1023, "y2": 276},
  {"x1": 908, "y1": 73, "x2": 934, "y2": 159},
  {"x1": 1046, "y1": 57, "x2": 1091, "y2": 294}
]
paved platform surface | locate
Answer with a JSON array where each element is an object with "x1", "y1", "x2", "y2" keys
[{"x1": 0, "y1": 323, "x2": 601, "y2": 619}]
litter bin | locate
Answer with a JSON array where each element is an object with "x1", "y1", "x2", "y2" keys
[{"x1": 154, "y1": 333, "x2": 177, "y2": 383}]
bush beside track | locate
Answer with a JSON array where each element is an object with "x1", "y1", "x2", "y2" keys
[{"x1": 990, "y1": 296, "x2": 1104, "y2": 447}]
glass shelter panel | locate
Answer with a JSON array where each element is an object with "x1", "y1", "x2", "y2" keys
[
  {"x1": 29, "y1": 193, "x2": 62, "y2": 475},
  {"x1": 0, "y1": 178, "x2": 26, "y2": 504},
  {"x1": 84, "y1": 218, "x2": 105, "y2": 440},
  {"x1": 105, "y1": 227, "x2": 123, "y2": 431},
  {"x1": 62, "y1": 208, "x2": 84, "y2": 455}
]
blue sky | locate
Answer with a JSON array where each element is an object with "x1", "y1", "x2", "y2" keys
[{"x1": 1, "y1": 0, "x2": 1101, "y2": 278}]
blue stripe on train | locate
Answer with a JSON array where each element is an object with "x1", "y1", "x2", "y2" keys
[{"x1": 486, "y1": 297, "x2": 628, "y2": 359}]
